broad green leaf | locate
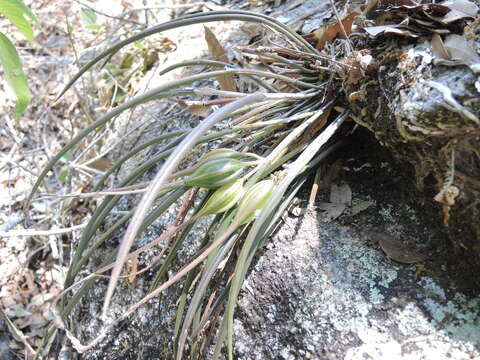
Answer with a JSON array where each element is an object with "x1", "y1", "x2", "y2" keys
[
  {"x1": 80, "y1": 8, "x2": 97, "y2": 28},
  {"x1": 0, "y1": 0, "x2": 38, "y2": 43},
  {"x1": 0, "y1": 32, "x2": 31, "y2": 120}
]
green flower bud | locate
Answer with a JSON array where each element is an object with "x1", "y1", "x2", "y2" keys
[
  {"x1": 186, "y1": 158, "x2": 247, "y2": 189},
  {"x1": 197, "y1": 148, "x2": 243, "y2": 166},
  {"x1": 197, "y1": 180, "x2": 244, "y2": 218},
  {"x1": 234, "y1": 180, "x2": 275, "y2": 225},
  {"x1": 197, "y1": 149, "x2": 262, "y2": 168}
]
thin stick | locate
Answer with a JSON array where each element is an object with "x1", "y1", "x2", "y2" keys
[
  {"x1": 309, "y1": 166, "x2": 322, "y2": 205},
  {"x1": 328, "y1": 0, "x2": 352, "y2": 52},
  {"x1": 0, "y1": 307, "x2": 36, "y2": 357},
  {"x1": 73, "y1": 0, "x2": 145, "y2": 26},
  {"x1": 0, "y1": 222, "x2": 88, "y2": 238}
]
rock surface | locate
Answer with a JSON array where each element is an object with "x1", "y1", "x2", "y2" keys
[
  {"x1": 71, "y1": 133, "x2": 480, "y2": 360},
  {"x1": 231, "y1": 136, "x2": 480, "y2": 360}
]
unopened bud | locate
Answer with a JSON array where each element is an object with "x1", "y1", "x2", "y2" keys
[
  {"x1": 197, "y1": 180, "x2": 244, "y2": 218},
  {"x1": 234, "y1": 180, "x2": 275, "y2": 225},
  {"x1": 186, "y1": 158, "x2": 246, "y2": 189},
  {"x1": 197, "y1": 149, "x2": 262, "y2": 168},
  {"x1": 197, "y1": 148, "x2": 243, "y2": 166}
]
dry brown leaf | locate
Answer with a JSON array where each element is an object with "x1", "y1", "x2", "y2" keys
[
  {"x1": 317, "y1": 182, "x2": 353, "y2": 221},
  {"x1": 204, "y1": 26, "x2": 237, "y2": 92},
  {"x1": 348, "y1": 201, "x2": 375, "y2": 216},
  {"x1": 365, "y1": 0, "x2": 475, "y2": 37},
  {"x1": 431, "y1": 33, "x2": 451, "y2": 60},
  {"x1": 178, "y1": 100, "x2": 210, "y2": 117},
  {"x1": 443, "y1": 34, "x2": 480, "y2": 64},
  {"x1": 330, "y1": 183, "x2": 352, "y2": 206},
  {"x1": 371, "y1": 232, "x2": 428, "y2": 264},
  {"x1": 365, "y1": 0, "x2": 415, "y2": 18},
  {"x1": 85, "y1": 157, "x2": 113, "y2": 172},
  {"x1": 384, "y1": 26, "x2": 420, "y2": 37},
  {"x1": 317, "y1": 202, "x2": 347, "y2": 222},
  {"x1": 304, "y1": 12, "x2": 358, "y2": 50},
  {"x1": 441, "y1": 0, "x2": 478, "y2": 23},
  {"x1": 364, "y1": 25, "x2": 392, "y2": 36},
  {"x1": 364, "y1": 24, "x2": 420, "y2": 38}
]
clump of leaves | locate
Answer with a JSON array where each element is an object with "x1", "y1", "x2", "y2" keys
[
  {"x1": 28, "y1": 10, "x2": 352, "y2": 360},
  {"x1": 0, "y1": 0, "x2": 38, "y2": 120}
]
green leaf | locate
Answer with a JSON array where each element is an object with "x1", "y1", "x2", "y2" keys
[
  {"x1": 0, "y1": 0, "x2": 38, "y2": 43},
  {"x1": 57, "y1": 166, "x2": 70, "y2": 183},
  {"x1": 80, "y1": 8, "x2": 97, "y2": 28},
  {"x1": 86, "y1": 23, "x2": 101, "y2": 31},
  {"x1": 60, "y1": 151, "x2": 73, "y2": 164},
  {"x1": 0, "y1": 32, "x2": 31, "y2": 120}
]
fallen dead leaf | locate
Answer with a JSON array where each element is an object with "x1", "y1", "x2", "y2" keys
[
  {"x1": 204, "y1": 26, "x2": 237, "y2": 92},
  {"x1": 364, "y1": 24, "x2": 420, "y2": 38},
  {"x1": 304, "y1": 12, "x2": 358, "y2": 50},
  {"x1": 85, "y1": 157, "x2": 113, "y2": 172},
  {"x1": 348, "y1": 201, "x2": 375, "y2": 216},
  {"x1": 370, "y1": 232, "x2": 428, "y2": 264},
  {"x1": 317, "y1": 202, "x2": 347, "y2": 222},
  {"x1": 330, "y1": 183, "x2": 352, "y2": 206},
  {"x1": 441, "y1": 0, "x2": 478, "y2": 23},
  {"x1": 443, "y1": 34, "x2": 480, "y2": 65},
  {"x1": 364, "y1": 0, "x2": 477, "y2": 38},
  {"x1": 431, "y1": 33, "x2": 451, "y2": 60},
  {"x1": 317, "y1": 183, "x2": 353, "y2": 222}
]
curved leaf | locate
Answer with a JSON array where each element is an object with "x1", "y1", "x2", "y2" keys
[
  {"x1": 0, "y1": 32, "x2": 30, "y2": 120},
  {"x1": 226, "y1": 111, "x2": 349, "y2": 359},
  {"x1": 0, "y1": 0, "x2": 37, "y2": 42},
  {"x1": 102, "y1": 93, "x2": 265, "y2": 317},
  {"x1": 58, "y1": 10, "x2": 318, "y2": 99}
]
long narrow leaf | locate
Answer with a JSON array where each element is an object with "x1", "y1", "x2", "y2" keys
[
  {"x1": 93, "y1": 130, "x2": 185, "y2": 191},
  {"x1": 28, "y1": 68, "x2": 319, "y2": 213},
  {"x1": 26, "y1": 88, "x2": 192, "y2": 212},
  {"x1": 102, "y1": 93, "x2": 266, "y2": 317},
  {"x1": 58, "y1": 11, "x2": 317, "y2": 98},
  {"x1": 226, "y1": 111, "x2": 349, "y2": 359},
  {"x1": 159, "y1": 59, "x2": 278, "y2": 93},
  {"x1": 176, "y1": 212, "x2": 239, "y2": 359}
]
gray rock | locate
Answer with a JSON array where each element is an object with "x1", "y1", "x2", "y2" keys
[{"x1": 70, "y1": 135, "x2": 480, "y2": 360}]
